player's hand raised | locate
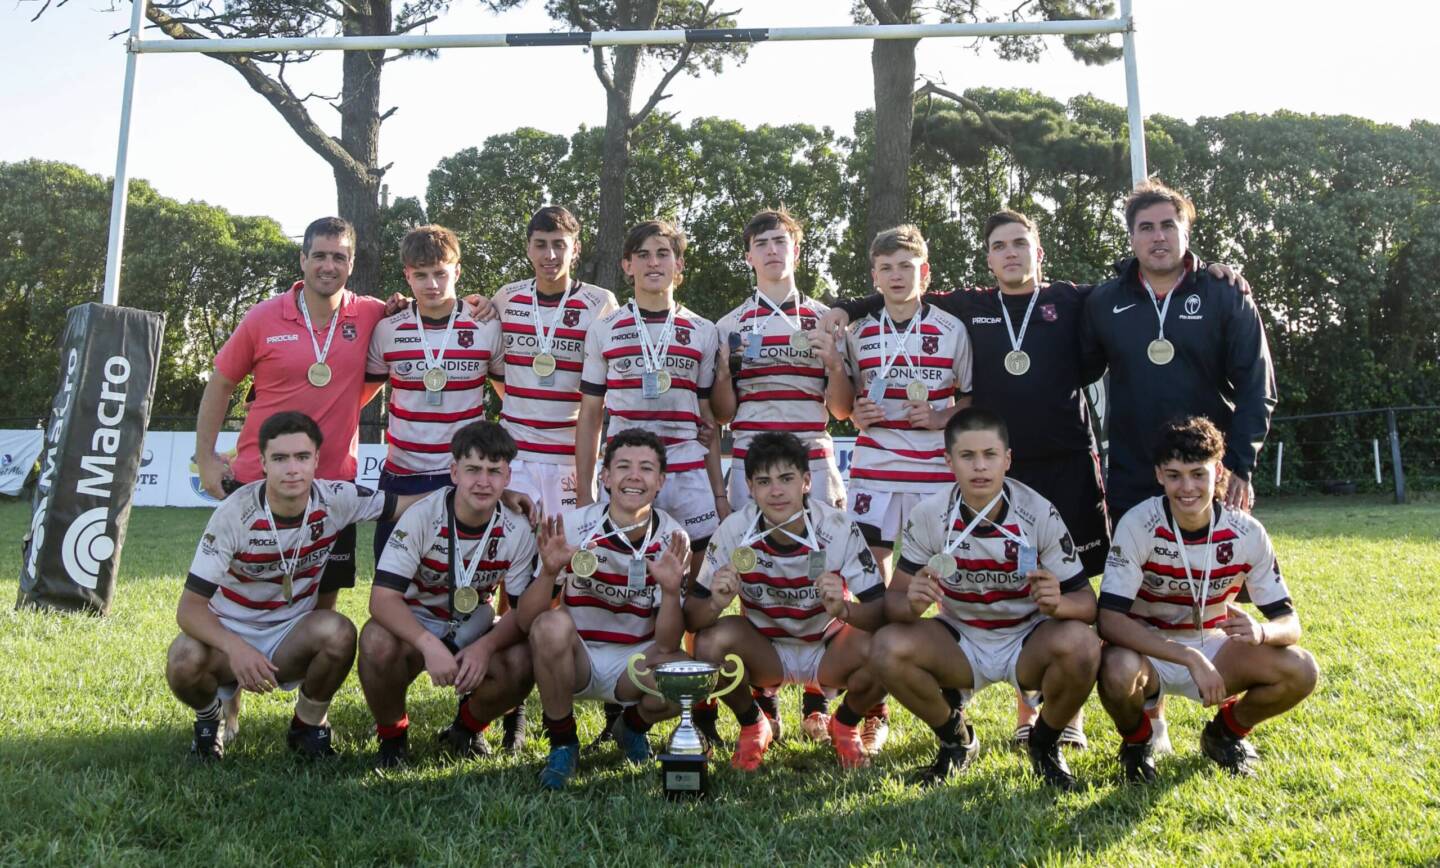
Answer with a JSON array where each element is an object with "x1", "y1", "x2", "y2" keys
[
  {"x1": 228, "y1": 641, "x2": 280, "y2": 693},
  {"x1": 907, "y1": 567, "x2": 944, "y2": 618},
  {"x1": 537, "y1": 516, "x2": 577, "y2": 577},
  {"x1": 453, "y1": 642, "x2": 491, "y2": 694},
  {"x1": 1028, "y1": 568, "x2": 1062, "y2": 616},
  {"x1": 648, "y1": 531, "x2": 690, "y2": 594},
  {"x1": 1185, "y1": 650, "x2": 1228, "y2": 706},
  {"x1": 1220, "y1": 602, "x2": 1263, "y2": 645},
  {"x1": 852, "y1": 395, "x2": 886, "y2": 430},
  {"x1": 708, "y1": 564, "x2": 740, "y2": 607},
  {"x1": 817, "y1": 571, "x2": 849, "y2": 620}
]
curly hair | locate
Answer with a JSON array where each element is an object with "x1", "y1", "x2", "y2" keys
[{"x1": 1153, "y1": 415, "x2": 1229, "y2": 500}]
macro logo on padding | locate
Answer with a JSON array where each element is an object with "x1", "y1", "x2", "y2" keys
[{"x1": 62, "y1": 506, "x2": 114, "y2": 589}]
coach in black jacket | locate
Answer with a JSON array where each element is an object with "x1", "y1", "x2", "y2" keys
[{"x1": 1081, "y1": 181, "x2": 1277, "y2": 522}]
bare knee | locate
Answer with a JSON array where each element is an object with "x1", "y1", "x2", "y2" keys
[
  {"x1": 359, "y1": 620, "x2": 404, "y2": 670},
  {"x1": 1278, "y1": 646, "x2": 1319, "y2": 698},
  {"x1": 166, "y1": 634, "x2": 211, "y2": 689},
  {"x1": 309, "y1": 610, "x2": 358, "y2": 658},
  {"x1": 692, "y1": 617, "x2": 745, "y2": 661},
  {"x1": 1098, "y1": 646, "x2": 1144, "y2": 700},
  {"x1": 529, "y1": 609, "x2": 575, "y2": 652},
  {"x1": 1050, "y1": 622, "x2": 1101, "y2": 677},
  {"x1": 870, "y1": 625, "x2": 918, "y2": 675}
]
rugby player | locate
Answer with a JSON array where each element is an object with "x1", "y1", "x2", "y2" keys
[
  {"x1": 685, "y1": 432, "x2": 886, "y2": 770},
  {"x1": 1097, "y1": 416, "x2": 1317, "y2": 780},
  {"x1": 167, "y1": 411, "x2": 424, "y2": 761},
  {"x1": 871, "y1": 408, "x2": 1099, "y2": 790},
  {"x1": 359, "y1": 422, "x2": 539, "y2": 768},
  {"x1": 513, "y1": 428, "x2": 692, "y2": 790}
]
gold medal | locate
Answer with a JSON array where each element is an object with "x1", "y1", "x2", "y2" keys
[
  {"x1": 655, "y1": 370, "x2": 672, "y2": 394},
  {"x1": 453, "y1": 585, "x2": 480, "y2": 615},
  {"x1": 789, "y1": 330, "x2": 810, "y2": 352},
  {"x1": 422, "y1": 367, "x2": 448, "y2": 392},
  {"x1": 927, "y1": 553, "x2": 957, "y2": 578},
  {"x1": 533, "y1": 352, "x2": 557, "y2": 378},
  {"x1": 307, "y1": 362, "x2": 332, "y2": 388},
  {"x1": 1147, "y1": 338, "x2": 1176, "y2": 366},
  {"x1": 570, "y1": 548, "x2": 598, "y2": 577},
  {"x1": 730, "y1": 546, "x2": 758, "y2": 573},
  {"x1": 906, "y1": 381, "x2": 929, "y2": 402},
  {"x1": 1003, "y1": 350, "x2": 1031, "y2": 376}
]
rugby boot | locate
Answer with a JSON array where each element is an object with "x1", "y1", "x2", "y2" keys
[
  {"x1": 1201, "y1": 721, "x2": 1257, "y2": 778},
  {"x1": 610, "y1": 715, "x2": 652, "y2": 764},
  {"x1": 1028, "y1": 734, "x2": 1079, "y2": 792},
  {"x1": 1059, "y1": 720, "x2": 1090, "y2": 751},
  {"x1": 376, "y1": 732, "x2": 410, "y2": 770},
  {"x1": 860, "y1": 707, "x2": 891, "y2": 755},
  {"x1": 913, "y1": 724, "x2": 979, "y2": 787},
  {"x1": 286, "y1": 721, "x2": 337, "y2": 759},
  {"x1": 539, "y1": 744, "x2": 579, "y2": 791},
  {"x1": 1117, "y1": 741, "x2": 1157, "y2": 784},
  {"x1": 730, "y1": 714, "x2": 774, "y2": 772},
  {"x1": 501, "y1": 706, "x2": 527, "y2": 754},
  {"x1": 190, "y1": 718, "x2": 224, "y2": 763},
  {"x1": 801, "y1": 711, "x2": 833, "y2": 745},
  {"x1": 437, "y1": 722, "x2": 493, "y2": 758},
  {"x1": 828, "y1": 716, "x2": 871, "y2": 770}
]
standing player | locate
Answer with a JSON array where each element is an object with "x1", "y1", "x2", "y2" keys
[
  {"x1": 575, "y1": 220, "x2": 729, "y2": 576},
  {"x1": 513, "y1": 429, "x2": 693, "y2": 790},
  {"x1": 359, "y1": 422, "x2": 538, "y2": 768},
  {"x1": 685, "y1": 432, "x2": 886, "y2": 771},
  {"x1": 1082, "y1": 181, "x2": 1277, "y2": 521},
  {"x1": 845, "y1": 224, "x2": 973, "y2": 578},
  {"x1": 1097, "y1": 416, "x2": 1317, "y2": 781},
  {"x1": 714, "y1": 209, "x2": 852, "y2": 511},
  {"x1": 166, "y1": 411, "x2": 421, "y2": 760},
  {"x1": 367, "y1": 225, "x2": 503, "y2": 560},
  {"x1": 872, "y1": 408, "x2": 1099, "y2": 790},
  {"x1": 491, "y1": 207, "x2": 619, "y2": 516}
]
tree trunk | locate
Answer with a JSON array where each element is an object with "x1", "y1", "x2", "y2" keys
[
  {"x1": 866, "y1": 36, "x2": 918, "y2": 245},
  {"x1": 594, "y1": 42, "x2": 641, "y2": 295},
  {"x1": 338, "y1": 0, "x2": 389, "y2": 297}
]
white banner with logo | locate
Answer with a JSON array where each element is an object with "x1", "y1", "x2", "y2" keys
[{"x1": 0, "y1": 429, "x2": 44, "y2": 495}]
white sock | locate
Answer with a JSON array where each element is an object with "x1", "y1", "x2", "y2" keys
[{"x1": 294, "y1": 691, "x2": 331, "y2": 727}]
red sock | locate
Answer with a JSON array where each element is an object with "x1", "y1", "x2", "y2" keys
[
  {"x1": 1218, "y1": 699, "x2": 1252, "y2": 739},
  {"x1": 864, "y1": 702, "x2": 890, "y2": 719},
  {"x1": 376, "y1": 716, "x2": 409, "y2": 740},
  {"x1": 458, "y1": 701, "x2": 489, "y2": 734},
  {"x1": 1120, "y1": 715, "x2": 1153, "y2": 744},
  {"x1": 622, "y1": 704, "x2": 653, "y2": 734}
]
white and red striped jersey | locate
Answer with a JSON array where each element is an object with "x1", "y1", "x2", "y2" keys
[
  {"x1": 1101, "y1": 497, "x2": 1293, "y2": 632},
  {"x1": 580, "y1": 302, "x2": 718, "y2": 474},
  {"x1": 373, "y1": 488, "x2": 537, "y2": 624},
  {"x1": 186, "y1": 480, "x2": 392, "y2": 625},
  {"x1": 898, "y1": 480, "x2": 1085, "y2": 637},
  {"x1": 366, "y1": 307, "x2": 502, "y2": 476},
  {"x1": 695, "y1": 499, "x2": 883, "y2": 643},
  {"x1": 510, "y1": 502, "x2": 689, "y2": 646},
  {"x1": 715, "y1": 293, "x2": 846, "y2": 467},
  {"x1": 846, "y1": 303, "x2": 973, "y2": 493},
  {"x1": 494, "y1": 279, "x2": 619, "y2": 464}
]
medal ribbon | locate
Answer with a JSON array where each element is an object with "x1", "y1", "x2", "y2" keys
[
  {"x1": 939, "y1": 487, "x2": 1006, "y2": 558},
  {"x1": 449, "y1": 499, "x2": 503, "y2": 592},
  {"x1": 630, "y1": 300, "x2": 677, "y2": 375},
  {"x1": 583, "y1": 511, "x2": 655, "y2": 563},
  {"x1": 412, "y1": 303, "x2": 459, "y2": 376},
  {"x1": 261, "y1": 485, "x2": 313, "y2": 595},
  {"x1": 751, "y1": 288, "x2": 801, "y2": 338},
  {"x1": 737, "y1": 506, "x2": 818, "y2": 552},
  {"x1": 877, "y1": 308, "x2": 922, "y2": 385},
  {"x1": 530, "y1": 278, "x2": 576, "y2": 359},
  {"x1": 1170, "y1": 507, "x2": 1217, "y2": 632},
  {"x1": 1140, "y1": 273, "x2": 1177, "y2": 344},
  {"x1": 1000, "y1": 289, "x2": 1041, "y2": 357},
  {"x1": 297, "y1": 289, "x2": 340, "y2": 368}
]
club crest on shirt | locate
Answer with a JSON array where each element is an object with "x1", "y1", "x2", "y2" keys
[
  {"x1": 342, "y1": 322, "x2": 358, "y2": 341},
  {"x1": 801, "y1": 316, "x2": 817, "y2": 331},
  {"x1": 564, "y1": 308, "x2": 582, "y2": 327},
  {"x1": 674, "y1": 327, "x2": 691, "y2": 347},
  {"x1": 1004, "y1": 539, "x2": 1019, "y2": 562},
  {"x1": 487, "y1": 537, "x2": 501, "y2": 560},
  {"x1": 458, "y1": 330, "x2": 474, "y2": 348},
  {"x1": 922, "y1": 335, "x2": 940, "y2": 355},
  {"x1": 1216, "y1": 541, "x2": 1234, "y2": 565},
  {"x1": 309, "y1": 520, "x2": 324, "y2": 542},
  {"x1": 853, "y1": 493, "x2": 872, "y2": 515},
  {"x1": 1040, "y1": 304, "x2": 1058, "y2": 322}
]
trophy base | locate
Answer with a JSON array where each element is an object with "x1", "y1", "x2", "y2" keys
[{"x1": 659, "y1": 752, "x2": 709, "y2": 799}]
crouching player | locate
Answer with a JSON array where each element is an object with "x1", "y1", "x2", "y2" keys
[
  {"x1": 168, "y1": 411, "x2": 421, "y2": 760},
  {"x1": 872, "y1": 408, "x2": 1099, "y2": 790},
  {"x1": 685, "y1": 432, "x2": 887, "y2": 771},
  {"x1": 1097, "y1": 416, "x2": 1318, "y2": 781},
  {"x1": 359, "y1": 421, "x2": 539, "y2": 768},
  {"x1": 514, "y1": 428, "x2": 693, "y2": 790}
]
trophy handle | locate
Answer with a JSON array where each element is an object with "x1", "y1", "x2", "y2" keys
[
  {"x1": 707, "y1": 653, "x2": 746, "y2": 702},
  {"x1": 625, "y1": 653, "x2": 665, "y2": 700}
]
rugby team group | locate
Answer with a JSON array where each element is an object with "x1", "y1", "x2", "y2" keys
[{"x1": 167, "y1": 180, "x2": 1319, "y2": 791}]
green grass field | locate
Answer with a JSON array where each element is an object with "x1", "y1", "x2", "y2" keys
[{"x1": 1, "y1": 496, "x2": 1438, "y2": 865}]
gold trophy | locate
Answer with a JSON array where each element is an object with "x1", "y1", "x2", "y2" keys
[{"x1": 627, "y1": 654, "x2": 744, "y2": 798}]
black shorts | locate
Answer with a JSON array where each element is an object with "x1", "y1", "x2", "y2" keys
[{"x1": 1009, "y1": 451, "x2": 1110, "y2": 578}]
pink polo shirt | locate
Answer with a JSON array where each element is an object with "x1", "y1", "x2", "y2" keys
[{"x1": 215, "y1": 282, "x2": 387, "y2": 483}]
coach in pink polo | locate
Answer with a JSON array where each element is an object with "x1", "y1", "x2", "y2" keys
[{"x1": 195, "y1": 217, "x2": 388, "y2": 603}]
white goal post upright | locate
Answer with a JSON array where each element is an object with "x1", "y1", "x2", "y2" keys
[{"x1": 99, "y1": 2, "x2": 1148, "y2": 305}]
